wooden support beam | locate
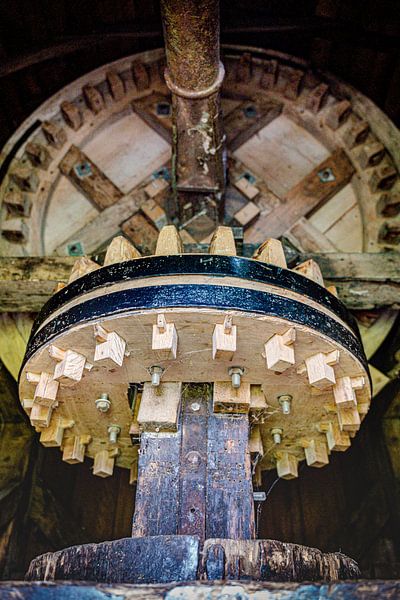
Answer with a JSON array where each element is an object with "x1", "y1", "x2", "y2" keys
[{"x1": 0, "y1": 252, "x2": 399, "y2": 312}]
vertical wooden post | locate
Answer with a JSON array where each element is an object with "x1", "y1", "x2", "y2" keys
[{"x1": 132, "y1": 383, "x2": 255, "y2": 542}]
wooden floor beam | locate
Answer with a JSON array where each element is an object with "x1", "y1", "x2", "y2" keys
[{"x1": 0, "y1": 252, "x2": 399, "y2": 312}]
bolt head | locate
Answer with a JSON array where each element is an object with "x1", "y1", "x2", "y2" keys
[{"x1": 95, "y1": 397, "x2": 111, "y2": 412}]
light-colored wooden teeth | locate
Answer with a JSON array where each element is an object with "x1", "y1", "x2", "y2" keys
[
  {"x1": 42, "y1": 120, "x2": 67, "y2": 148},
  {"x1": 103, "y1": 236, "x2": 141, "y2": 266},
  {"x1": 62, "y1": 434, "x2": 91, "y2": 464},
  {"x1": 3, "y1": 187, "x2": 31, "y2": 217},
  {"x1": 94, "y1": 323, "x2": 127, "y2": 367},
  {"x1": 93, "y1": 448, "x2": 119, "y2": 478},
  {"x1": 212, "y1": 315, "x2": 237, "y2": 360},
  {"x1": 83, "y1": 84, "x2": 104, "y2": 114},
  {"x1": 30, "y1": 371, "x2": 59, "y2": 407},
  {"x1": 333, "y1": 375, "x2": 365, "y2": 409},
  {"x1": 213, "y1": 382, "x2": 251, "y2": 415},
  {"x1": 25, "y1": 141, "x2": 51, "y2": 169},
  {"x1": 39, "y1": 416, "x2": 74, "y2": 447},
  {"x1": 302, "y1": 439, "x2": 329, "y2": 468},
  {"x1": 9, "y1": 161, "x2": 39, "y2": 192},
  {"x1": 106, "y1": 70, "x2": 125, "y2": 101},
  {"x1": 253, "y1": 238, "x2": 287, "y2": 268},
  {"x1": 293, "y1": 259, "x2": 324, "y2": 286},
  {"x1": 138, "y1": 382, "x2": 182, "y2": 432},
  {"x1": 152, "y1": 313, "x2": 178, "y2": 360},
  {"x1": 209, "y1": 226, "x2": 236, "y2": 256},
  {"x1": 155, "y1": 225, "x2": 183, "y2": 255},
  {"x1": 305, "y1": 350, "x2": 340, "y2": 389},
  {"x1": 276, "y1": 452, "x2": 298, "y2": 479},
  {"x1": 69, "y1": 256, "x2": 100, "y2": 283},
  {"x1": 30, "y1": 404, "x2": 54, "y2": 428},
  {"x1": 49, "y1": 345, "x2": 92, "y2": 382},
  {"x1": 60, "y1": 100, "x2": 83, "y2": 130},
  {"x1": 320, "y1": 421, "x2": 351, "y2": 452},
  {"x1": 264, "y1": 327, "x2": 296, "y2": 373},
  {"x1": 1, "y1": 217, "x2": 29, "y2": 243},
  {"x1": 337, "y1": 406, "x2": 361, "y2": 433}
]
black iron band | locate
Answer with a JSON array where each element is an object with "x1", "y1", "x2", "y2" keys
[
  {"x1": 30, "y1": 255, "x2": 359, "y2": 338},
  {"x1": 22, "y1": 283, "x2": 369, "y2": 378}
]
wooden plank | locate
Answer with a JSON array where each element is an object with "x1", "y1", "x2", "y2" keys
[
  {"x1": 59, "y1": 145, "x2": 123, "y2": 210},
  {"x1": 0, "y1": 252, "x2": 399, "y2": 312},
  {"x1": 260, "y1": 150, "x2": 355, "y2": 239}
]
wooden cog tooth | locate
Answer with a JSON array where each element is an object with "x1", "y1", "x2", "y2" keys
[
  {"x1": 293, "y1": 259, "x2": 324, "y2": 286},
  {"x1": 209, "y1": 226, "x2": 236, "y2": 256},
  {"x1": 94, "y1": 323, "x2": 127, "y2": 367},
  {"x1": 212, "y1": 314, "x2": 237, "y2": 360},
  {"x1": 337, "y1": 406, "x2": 361, "y2": 433},
  {"x1": 1, "y1": 217, "x2": 29, "y2": 244},
  {"x1": 253, "y1": 238, "x2": 287, "y2": 268},
  {"x1": 333, "y1": 375, "x2": 365, "y2": 409},
  {"x1": 155, "y1": 225, "x2": 183, "y2": 255},
  {"x1": 138, "y1": 382, "x2": 182, "y2": 432},
  {"x1": 60, "y1": 100, "x2": 83, "y2": 130},
  {"x1": 106, "y1": 70, "x2": 125, "y2": 101},
  {"x1": 305, "y1": 350, "x2": 340, "y2": 389},
  {"x1": 103, "y1": 236, "x2": 141, "y2": 266},
  {"x1": 9, "y1": 162, "x2": 39, "y2": 192},
  {"x1": 276, "y1": 452, "x2": 298, "y2": 479},
  {"x1": 49, "y1": 345, "x2": 92, "y2": 382},
  {"x1": 69, "y1": 256, "x2": 100, "y2": 284},
  {"x1": 30, "y1": 371, "x2": 59, "y2": 407},
  {"x1": 42, "y1": 120, "x2": 67, "y2": 149},
  {"x1": 39, "y1": 416, "x2": 74, "y2": 448},
  {"x1": 30, "y1": 403, "x2": 55, "y2": 429},
  {"x1": 3, "y1": 187, "x2": 31, "y2": 217},
  {"x1": 93, "y1": 448, "x2": 119, "y2": 478},
  {"x1": 301, "y1": 439, "x2": 329, "y2": 468},
  {"x1": 83, "y1": 84, "x2": 104, "y2": 114},
  {"x1": 62, "y1": 434, "x2": 91, "y2": 464},
  {"x1": 152, "y1": 313, "x2": 178, "y2": 360},
  {"x1": 320, "y1": 421, "x2": 351, "y2": 452},
  {"x1": 264, "y1": 327, "x2": 296, "y2": 373}
]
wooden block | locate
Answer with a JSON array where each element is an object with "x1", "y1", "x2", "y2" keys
[
  {"x1": 305, "y1": 350, "x2": 339, "y2": 389},
  {"x1": 325, "y1": 100, "x2": 352, "y2": 130},
  {"x1": 94, "y1": 324, "x2": 127, "y2": 367},
  {"x1": 234, "y1": 176, "x2": 260, "y2": 200},
  {"x1": 337, "y1": 406, "x2": 361, "y2": 433},
  {"x1": 303, "y1": 439, "x2": 329, "y2": 467},
  {"x1": 103, "y1": 236, "x2": 141, "y2": 265},
  {"x1": 212, "y1": 315, "x2": 237, "y2": 360},
  {"x1": 321, "y1": 421, "x2": 351, "y2": 452},
  {"x1": 30, "y1": 403, "x2": 54, "y2": 428},
  {"x1": 152, "y1": 313, "x2": 178, "y2": 359},
  {"x1": 278, "y1": 66, "x2": 304, "y2": 100},
  {"x1": 343, "y1": 120, "x2": 369, "y2": 149},
  {"x1": 155, "y1": 225, "x2": 183, "y2": 255},
  {"x1": 333, "y1": 375, "x2": 365, "y2": 409},
  {"x1": 93, "y1": 449, "x2": 118, "y2": 478},
  {"x1": 59, "y1": 145, "x2": 123, "y2": 210},
  {"x1": 213, "y1": 381, "x2": 250, "y2": 414},
  {"x1": 305, "y1": 83, "x2": 329, "y2": 113},
  {"x1": 233, "y1": 202, "x2": 260, "y2": 228},
  {"x1": 236, "y1": 52, "x2": 252, "y2": 83},
  {"x1": 33, "y1": 372, "x2": 59, "y2": 407},
  {"x1": 141, "y1": 198, "x2": 168, "y2": 230},
  {"x1": 249, "y1": 385, "x2": 268, "y2": 418},
  {"x1": 253, "y1": 238, "x2": 287, "y2": 268},
  {"x1": 1, "y1": 218, "x2": 28, "y2": 243},
  {"x1": 138, "y1": 382, "x2": 182, "y2": 432},
  {"x1": 106, "y1": 70, "x2": 125, "y2": 101},
  {"x1": 249, "y1": 425, "x2": 264, "y2": 458},
  {"x1": 264, "y1": 328, "x2": 296, "y2": 373},
  {"x1": 83, "y1": 84, "x2": 104, "y2": 114},
  {"x1": 22, "y1": 398, "x2": 34, "y2": 413},
  {"x1": 62, "y1": 434, "x2": 91, "y2": 464},
  {"x1": 377, "y1": 191, "x2": 400, "y2": 217},
  {"x1": 9, "y1": 163, "x2": 39, "y2": 192},
  {"x1": 40, "y1": 416, "x2": 74, "y2": 447},
  {"x1": 293, "y1": 259, "x2": 324, "y2": 286},
  {"x1": 369, "y1": 161, "x2": 397, "y2": 193},
  {"x1": 122, "y1": 213, "x2": 158, "y2": 255},
  {"x1": 276, "y1": 452, "x2": 298, "y2": 479},
  {"x1": 259, "y1": 59, "x2": 278, "y2": 89},
  {"x1": 132, "y1": 61, "x2": 150, "y2": 90},
  {"x1": 68, "y1": 256, "x2": 100, "y2": 283},
  {"x1": 144, "y1": 177, "x2": 169, "y2": 200},
  {"x1": 42, "y1": 121, "x2": 67, "y2": 148},
  {"x1": 60, "y1": 100, "x2": 83, "y2": 130},
  {"x1": 3, "y1": 187, "x2": 31, "y2": 217},
  {"x1": 25, "y1": 141, "x2": 51, "y2": 169},
  {"x1": 358, "y1": 141, "x2": 385, "y2": 169},
  {"x1": 50, "y1": 347, "x2": 90, "y2": 382},
  {"x1": 209, "y1": 226, "x2": 236, "y2": 256}
]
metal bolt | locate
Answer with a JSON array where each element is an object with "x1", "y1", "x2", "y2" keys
[
  {"x1": 191, "y1": 402, "x2": 201, "y2": 412},
  {"x1": 278, "y1": 394, "x2": 292, "y2": 415},
  {"x1": 229, "y1": 366, "x2": 244, "y2": 389},
  {"x1": 150, "y1": 366, "x2": 164, "y2": 387},
  {"x1": 271, "y1": 428, "x2": 283, "y2": 445},
  {"x1": 95, "y1": 393, "x2": 111, "y2": 413},
  {"x1": 108, "y1": 425, "x2": 121, "y2": 444}
]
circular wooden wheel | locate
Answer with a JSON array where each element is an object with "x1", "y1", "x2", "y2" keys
[{"x1": 19, "y1": 226, "x2": 371, "y2": 480}]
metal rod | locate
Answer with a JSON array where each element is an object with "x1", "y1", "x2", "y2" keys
[{"x1": 160, "y1": 0, "x2": 226, "y2": 230}]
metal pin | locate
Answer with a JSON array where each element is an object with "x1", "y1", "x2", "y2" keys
[
  {"x1": 150, "y1": 365, "x2": 164, "y2": 387},
  {"x1": 278, "y1": 394, "x2": 292, "y2": 415},
  {"x1": 108, "y1": 425, "x2": 121, "y2": 444},
  {"x1": 271, "y1": 428, "x2": 283, "y2": 445},
  {"x1": 229, "y1": 366, "x2": 244, "y2": 389},
  {"x1": 95, "y1": 392, "x2": 111, "y2": 413}
]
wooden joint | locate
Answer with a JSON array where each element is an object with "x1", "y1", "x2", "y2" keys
[
  {"x1": 320, "y1": 421, "x2": 351, "y2": 452},
  {"x1": 93, "y1": 448, "x2": 119, "y2": 478},
  {"x1": 305, "y1": 350, "x2": 340, "y2": 389},
  {"x1": 40, "y1": 416, "x2": 75, "y2": 447},
  {"x1": 49, "y1": 345, "x2": 92, "y2": 382},
  {"x1": 212, "y1": 315, "x2": 237, "y2": 360},
  {"x1": 28, "y1": 371, "x2": 59, "y2": 407},
  {"x1": 333, "y1": 375, "x2": 365, "y2": 409},
  {"x1": 264, "y1": 327, "x2": 296, "y2": 373},
  {"x1": 94, "y1": 324, "x2": 127, "y2": 367},
  {"x1": 62, "y1": 434, "x2": 92, "y2": 464},
  {"x1": 276, "y1": 452, "x2": 298, "y2": 479},
  {"x1": 301, "y1": 439, "x2": 329, "y2": 468},
  {"x1": 213, "y1": 381, "x2": 250, "y2": 414},
  {"x1": 152, "y1": 313, "x2": 178, "y2": 360}
]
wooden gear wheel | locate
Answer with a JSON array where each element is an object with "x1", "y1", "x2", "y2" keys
[{"x1": 19, "y1": 225, "x2": 371, "y2": 481}]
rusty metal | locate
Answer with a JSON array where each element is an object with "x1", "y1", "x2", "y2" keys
[{"x1": 160, "y1": 0, "x2": 226, "y2": 227}]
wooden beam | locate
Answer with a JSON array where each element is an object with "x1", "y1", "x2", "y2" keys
[{"x1": 0, "y1": 252, "x2": 399, "y2": 312}]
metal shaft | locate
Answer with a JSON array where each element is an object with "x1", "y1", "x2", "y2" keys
[{"x1": 160, "y1": 0, "x2": 226, "y2": 229}]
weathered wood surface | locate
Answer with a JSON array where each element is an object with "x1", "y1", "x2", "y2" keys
[
  {"x1": 3, "y1": 580, "x2": 400, "y2": 599},
  {"x1": 0, "y1": 252, "x2": 399, "y2": 312},
  {"x1": 26, "y1": 535, "x2": 359, "y2": 583}
]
